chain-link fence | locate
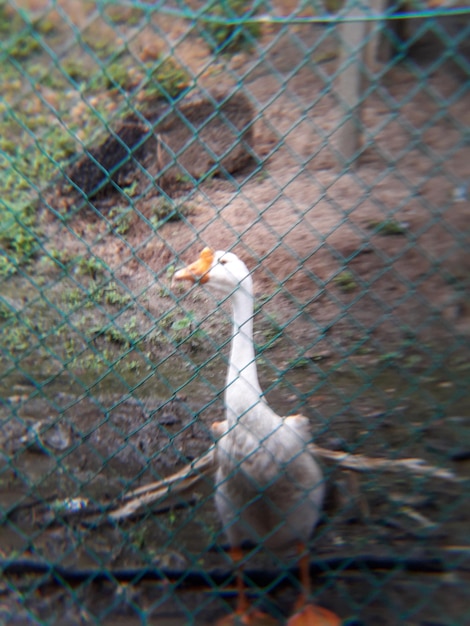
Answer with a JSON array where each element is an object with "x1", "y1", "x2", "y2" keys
[{"x1": 1, "y1": 1, "x2": 469, "y2": 624}]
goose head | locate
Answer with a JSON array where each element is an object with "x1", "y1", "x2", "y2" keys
[{"x1": 173, "y1": 247, "x2": 251, "y2": 297}]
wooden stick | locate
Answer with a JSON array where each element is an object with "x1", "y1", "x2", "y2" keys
[
  {"x1": 309, "y1": 444, "x2": 460, "y2": 482},
  {"x1": 107, "y1": 443, "x2": 460, "y2": 521},
  {"x1": 108, "y1": 448, "x2": 216, "y2": 520}
]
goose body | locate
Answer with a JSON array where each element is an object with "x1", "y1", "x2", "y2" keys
[
  {"x1": 174, "y1": 248, "x2": 339, "y2": 626},
  {"x1": 216, "y1": 399, "x2": 324, "y2": 557}
]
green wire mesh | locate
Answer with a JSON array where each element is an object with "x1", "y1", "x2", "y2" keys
[{"x1": 1, "y1": 1, "x2": 469, "y2": 624}]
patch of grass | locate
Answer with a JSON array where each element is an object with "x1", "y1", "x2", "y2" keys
[
  {"x1": 254, "y1": 293, "x2": 273, "y2": 314},
  {"x1": 442, "y1": 270, "x2": 469, "y2": 291},
  {"x1": 123, "y1": 359, "x2": 145, "y2": 373},
  {"x1": 4, "y1": 29, "x2": 42, "y2": 61},
  {"x1": 97, "y1": 62, "x2": 139, "y2": 91},
  {"x1": 89, "y1": 317, "x2": 140, "y2": 348},
  {"x1": 158, "y1": 310, "x2": 205, "y2": 348},
  {"x1": 0, "y1": 112, "x2": 77, "y2": 275},
  {"x1": 2, "y1": 320, "x2": 35, "y2": 354},
  {"x1": 287, "y1": 357, "x2": 310, "y2": 369},
  {"x1": 202, "y1": 0, "x2": 263, "y2": 53},
  {"x1": 258, "y1": 313, "x2": 283, "y2": 349},
  {"x1": 174, "y1": 172, "x2": 192, "y2": 185},
  {"x1": 39, "y1": 247, "x2": 73, "y2": 271},
  {"x1": 150, "y1": 198, "x2": 191, "y2": 229},
  {"x1": 97, "y1": 282, "x2": 132, "y2": 307},
  {"x1": 367, "y1": 219, "x2": 407, "y2": 236},
  {"x1": 0, "y1": 300, "x2": 14, "y2": 322},
  {"x1": 255, "y1": 170, "x2": 269, "y2": 183},
  {"x1": 68, "y1": 351, "x2": 109, "y2": 375},
  {"x1": 161, "y1": 311, "x2": 193, "y2": 336},
  {"x1": 8, "y1": 33, "x2": 41, "y2": 61},
  {"x1": 122, "y1": 180, "x2": 139, "y2": 198},
  {"x1": 124, "y1": 316, "x2": 140, "y2": 341},
  {"x1": 104, "y1": 5, "x2": 144, "y2": 26},
  {"x1": 129, "y1": 526, "x2": 147, "y2": 551},
  {"x1": 81, "y1": 28, "x2": 120, "y2": 61},
  {"x1": 0, "y1": 5, "x2": 57, "y2": 60},
  {"x1": 404, "y1": 353, "x2": 423, "y2": 369},
  {"x1": 0, "y1": 198, "x2": 38, "y2": 277},
  {"x1": 171, "y1": 315, "x2": 194, "y2": 334},
  {"x1": 378, "y1": 351, "x2": 403, "y2": 364},
  {"x1": 142, "y1": 56, "x2": 191, "y2": 101},
  {"x1": 108, "y1": 206, "x2": 133, "y2": 236},
  {"x1": 76, "y1": 256, "x2": 107, "y2": 279},
  {"x1": 312, "y1": 50, "x2": 338, "y2": 64},
  {"x1": 333, "y1": 270, "x2": 357, "y2": 292},
  {"x1": 0, "y1": 8, "x2": 191, "y2": 278},
  {"x1": 62, "y1": 287, "x2": 86, "y2": 311},
  {"x1": 61, "y1": 58, "x2": 90, "y2": 84}
]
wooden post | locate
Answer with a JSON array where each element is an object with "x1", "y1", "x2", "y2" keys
[
  {"x1": 335, "y1": 1, "x2": 367, "y2": 166},
  {"x1": 364, "y1": 0, "x2": 391, "y2": 70}
]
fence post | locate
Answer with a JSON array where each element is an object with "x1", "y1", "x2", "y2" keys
[
  {"x1": 335, "y1": 1, "x2": 367, "y2": 166},
  {"x1": 364, "y1": 0, "x2": 391, "y2": 70}
]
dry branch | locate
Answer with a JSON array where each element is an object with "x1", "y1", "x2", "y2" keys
[
  {"x1": 108, "y1": 443, "x2": 460, "y2": 521},
  {"x1": 309, "y1": 444, "x2": 459, "y2": 481},
  {"x1": 109, "y1": 449, "x2": 216, "y2": 520}
]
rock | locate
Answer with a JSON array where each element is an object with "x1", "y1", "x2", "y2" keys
[
  {"x1": 158, "y1": 413, "x2": 180, "y2": 426},
  {"x1": 20, "y1": 420, "x2": 73, "y2": 453}
]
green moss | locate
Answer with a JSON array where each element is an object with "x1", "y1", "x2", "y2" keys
[
  {"x1": 202, "y1": 0, "x2": 263, "y2": 53},
  {"x1": 0, "y1": 4, "x2": 56, "y2": 61},
  {"x1": 0, "y1": 137, "x2": 17, "y2": 154},
  {"x1": 0, "y1": 301, "x2": 14, "y2": 322},
  {"x1": 98, "y1": 62, "x2": 137, "y2": 91},
  {"x1": 104, "y1": 5, "x2": 144, "y2": 26},
  {"x1": 34, "y1": 17, "x2": 57, "y2": 37},
  {"x1": 143, "y1": 56, "x2": 191, "y2": 101},
  {"x1": 0, "y1": 109, "x2": 78, "y2": 273},
  {"x1": 0, "y1": 197, "x2": 38, "y2": 276},
  {"x1": 333, "y1": 270, "x2": 357, "y2": 292},
  {"x1": 367, "y1": 219, "x2": 407, "y2": 236},
  {"x1": 1, "y1": 314, "x2": 38, "y2": 354},
  {"x1": 61, "y1": 58, "x2": 90, "y2": 83},
  {"x1": 96, "y1": 282, "x2": 132, "y2": 307},
  {"x1": 287, "y1": 357, "x2": 310, "y2": 369},
  {"x1": 81, "y1": 31, "x2": 118, "y2": 60},
  {"x1": 150, "y1": 197, "x2": 192, "y2": 229},
  {"x1": 378, "y1": 351, "x2": 403, "y2": 364},
  {"x1": 76, "y1": 256, "x2": 107, "y2": 279},
  {"x1": 61, "y1": 288, "x2": 86, "y2": 311},
  {"x1": 89, "y1": 316, "x2": 140, "y2": 348},
  {"x1": 109, "y1": 206, "x2": 134, "y2": 236},
  {"x1": 5, "y1": 31, "x2": 42, "y2": 60}
]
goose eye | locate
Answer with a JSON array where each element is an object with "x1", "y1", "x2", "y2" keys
[{"x1": 219, "y1": 259, "x2": 228, "y2": 265}]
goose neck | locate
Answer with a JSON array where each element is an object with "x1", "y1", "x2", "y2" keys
[{"x1": 225, "y1": 280, "x2": 262, "y2": 418}]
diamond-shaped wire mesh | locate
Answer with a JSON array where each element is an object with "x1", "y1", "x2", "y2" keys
[{"x1": 1, "y1": 1, "x2": 469, "y2": 624}]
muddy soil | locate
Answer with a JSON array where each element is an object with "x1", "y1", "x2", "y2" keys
[{"x1": 1, "y1": 2, "x2": 470, "y2": 625}]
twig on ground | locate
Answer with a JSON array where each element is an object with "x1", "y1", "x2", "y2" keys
[
  {"x1": 13, "y1": 444, "x2": 456, "y2": 523},
  {"x1": 107, "y1": 443, "x2": 460, "y2": 521},
  {"x1": 309, "y1": 444, "x2": 460, "y2": 482}
]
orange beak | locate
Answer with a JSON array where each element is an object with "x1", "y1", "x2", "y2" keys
[{"x1": 173, "y1": 247, "x2": 214, "y2": 285}]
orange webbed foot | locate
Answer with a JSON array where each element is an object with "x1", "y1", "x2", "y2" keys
[
  {"x1": 286, "y1": 604, "x2": 341, "y2": 626},
  {"x1": 216, "y1": 608, "x2": 278, "y2": 625}
]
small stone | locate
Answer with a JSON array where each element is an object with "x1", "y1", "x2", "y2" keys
[{"x1": 159, "y1": 413, "x2": 179, "y2": 426}]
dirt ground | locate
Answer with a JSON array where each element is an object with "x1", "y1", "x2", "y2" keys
[
  {"x1": 1, "y1": 2, "x2": 470, "y2": 625},
  {"x1": 36, "y1": 3, "x2": 470, "y2": 354}
]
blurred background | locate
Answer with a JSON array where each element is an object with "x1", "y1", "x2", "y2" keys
[{"x1": 0, "y1": 1, "x2": 469, "y2": 624}]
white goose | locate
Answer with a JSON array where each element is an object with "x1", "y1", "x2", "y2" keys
[{"x1": 174, "y1": 248, "x2": 340, "y2": 626}]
